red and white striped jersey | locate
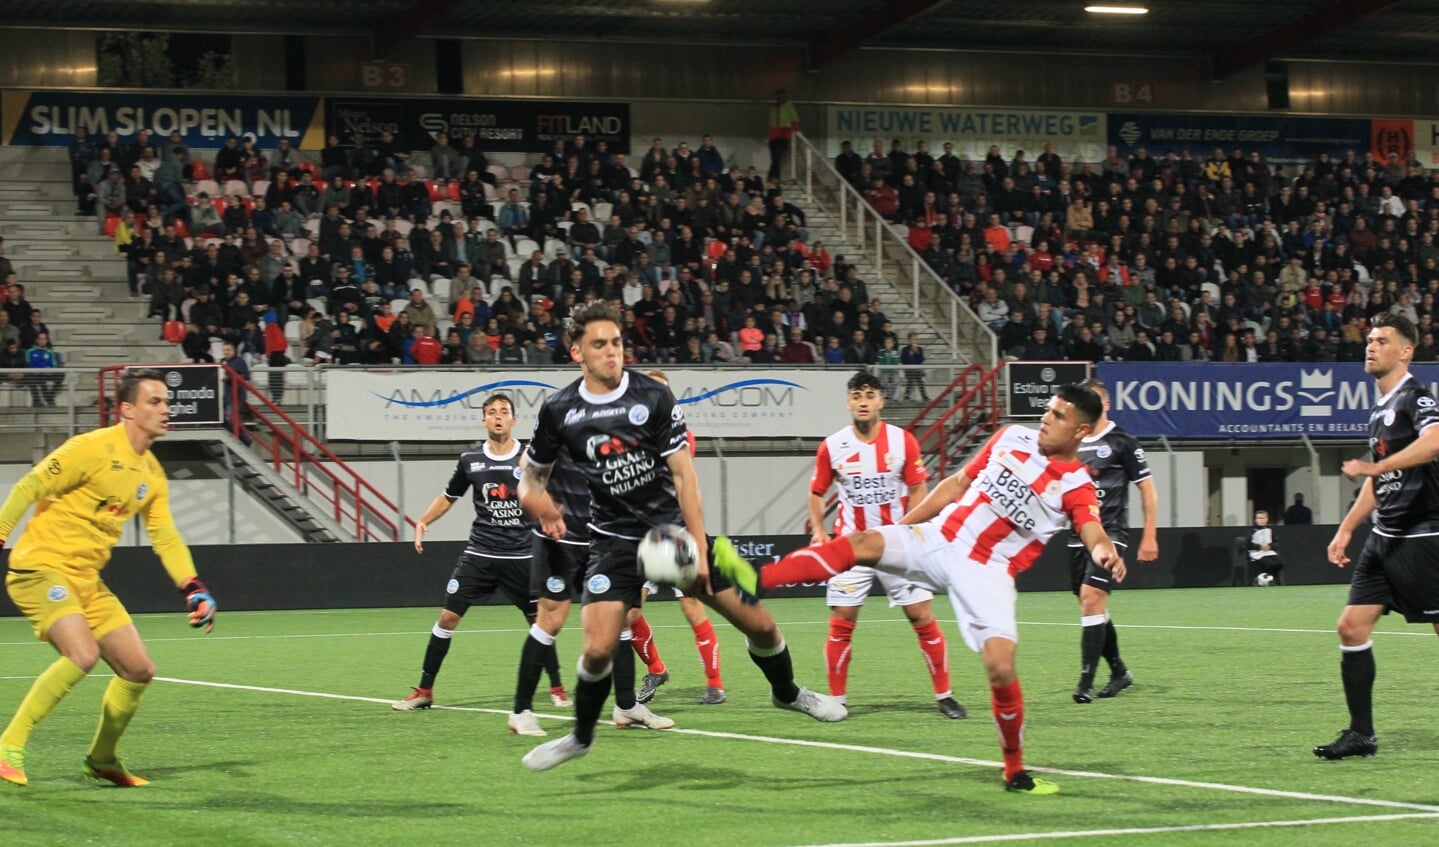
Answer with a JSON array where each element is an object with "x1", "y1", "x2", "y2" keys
[
  {"x1": 937, "y1": 425, "x2": 1100, "y2": 577},
  {"x1": 812, "y1": 423, "x2": 927, "y2": 534}
]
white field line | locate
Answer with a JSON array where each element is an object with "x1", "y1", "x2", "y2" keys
[
  {"x1": 778, "y1": 812, "x2": 1439, "y2": 847},
  {"x1": 155, "y1": 676, "x2": 1439, "y2": 816}
]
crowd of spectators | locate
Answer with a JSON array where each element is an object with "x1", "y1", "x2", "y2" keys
[
  {"x1": 843, "y1": 137, "x2": 1439, "y2": 363},
  {"x1": 67, "y1": 127, "x2": 928, "y2": 385},
  {"x1": 0, "y1": 279, "x2": 65, "y2": 405}
]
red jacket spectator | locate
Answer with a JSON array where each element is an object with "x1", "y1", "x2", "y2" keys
[
  {"x1": 778, "y1": 340, "x2": 815, "y2": 363},
  {"x1": 411, "y1": 334, "x2": 443, "y2": 364},
  {"x1": 864, "y1": 182, "x2": 899, "y2": 219},
  {"x1": 983, "y1": 224, "x2": 1011, "y2": 252},
  {"x1": 907, "y1": 223, "x2": 933, "y2": 253}
]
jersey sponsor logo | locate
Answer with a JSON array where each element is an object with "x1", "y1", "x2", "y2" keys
[
  {"x1": 1096, "y1": 445, "x2": 1112, "y2": 459},
  {"x1": 46, "y1": 585, "x2": 68, "y2": 602},
  {"x1": 135, "y1": 484, "x2": 148, "y2": 502},
  {"x1": 546, "y1": 576, "x2": 566, "y2": 594},
  {"x1": 587, "y1": 574, "x2": 611, "y2": 594},
  {"x1": 1132, "y1": 448, "x2": 1145, "y2": 462},
  {"x1": 628, "y1": 405, "x2": 650, "y2": 425},
  {"x1": 46, "y1": 458, "x2": 61, "y2": 475},
  {"x1": 446, "y1": 578, "x2": 459, "y2": 594},
  {"x1": 1375, "y1": 468, "x2": 1404, "y2": 496},
  {"x1": 585, "y1": 434, "x2": 633, "y2": 463},
  {"x1": 671, "y1": 405, "x2": 685, "y2": 422},
  {"x1": 469, "y1": 461, "x2": 485, "y2": 471},
  {"x1": 564, "y1": 408, "x2": 587, "y2": 425},
  {"x1": 977, "y1": 466, "x2": 1040, "y2": 532},
  {"x1": 481, "y1": 482, "x2": 524, "y2": 524},
  {"x1": 839, "y1": 461, "x2": 865, "y2": 475},
  {"x1": 110, "y1": 460, "x2": 125, "y2": 471},
  {"x1": 1420, "y1": 396, "x2": 1436, "y2": 408},
  {"x1": 1371, "y1": 436, "x2": 1390, "y2": 457}
]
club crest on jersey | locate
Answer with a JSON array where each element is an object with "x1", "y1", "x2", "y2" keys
[
  {"x1": 546, "y1": 576, "x2": 565, "y2": 594},
  {"x1": 513, "y1": 467, "x2": 523, "y2": 479},
  {"x1": 135, "y1": 484, "x2": 148, "y2": 502},
  {"x1": 446, "y1": 578, "x2": 459, "y2": 594},
  {"x1": 1096, "y1": 445, "x2": 1112, "y2": 459},
  {"x1": 629, "y1": 405, "x2": 650, "y2": 425},
  {"x1": 46, "y1": 585, "x2": 68, "y2": 602},
  {"x1": 587, "y1": 574, "x2": 611, "y2": 594},
  {"x1": 1384, "y1": 409, "x2": 1396, "y2": 427},
  {"x1": 1044, "y1": 480, "x2": 1062, "y2": 497},
  {"x1": 885, "y1": 453, "x2": 901, "y2": 469}
]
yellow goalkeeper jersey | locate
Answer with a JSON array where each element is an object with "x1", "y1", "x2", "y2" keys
[{"x1": 0, "y1": 423, "x2": 195, "y2": 585}]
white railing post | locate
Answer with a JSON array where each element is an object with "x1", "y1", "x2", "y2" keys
[
  {"x1": 912, "y1": 257, "x2": 920, "y2": 312},
  {"x1": 804, "y1": 144, "x2": 812, "y2": 199},
  {"x1": 840, "y1": 182, "x2": 846, "y2": 233},
  {"x1": 875, "y1": 216, "x2": 883, "y2": 270}
]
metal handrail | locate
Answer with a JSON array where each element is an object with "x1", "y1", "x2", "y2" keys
[
  {"x1": 913, "y1": 363, "x2": 1005, "y2": 478},
  {"x1": 789, "y1": 132, "x2": 997, "y2": 367}
]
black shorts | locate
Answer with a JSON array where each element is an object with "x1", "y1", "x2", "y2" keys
[
  {"x1": 442, "y1": 551, "x2": 535, "y2": 617},
  {"x1": 583, "y1": 533, "x2": 726, "y2": 606},
  {"x1": 1347, "y1": 533, "x2": 1439, "y2": 624},
  {"x1": 530, "y1": 532, "x2": 588, "y2": 602},
  {"x1": 1069, "y1": 542, "x2": 1127, "y2": 595}
]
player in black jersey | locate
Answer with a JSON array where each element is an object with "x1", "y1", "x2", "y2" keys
[
  {"x1": 1317, "y1": 314, "x2": 1439, "y2": 759},
  {"x1": 519, "y1": 303, "x2": 845, "y2": 771},
  {"x1": 1067, "y1": 379, "x2": 1158, "y2": 703},
  {"x1": 391, "y1": 394, "x2": 562, "y2": 719}
]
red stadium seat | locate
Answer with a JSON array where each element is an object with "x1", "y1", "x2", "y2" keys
[
  {"x1": 298, "y1": 161, "x2": 320, "y2": 178},
  {"x1": 446, "y1": 181, "x2": 460, "y2": 202},
  {"x1": 173, "y1": 219, "x2": 190, "y2": 238},
  {"x1": 212, "y1": 197, "x2": 228, "y2": 216},
  {"x1": 241, "y1": 196, "x2": 255, "y2": 217},
  {"x1": 190, "y1": 161, "x2": 210, "y2": 181},
  {"x1": 706, "y1": 239, "x2": 727, "y2": 260},
  {"x1": 426, "y1": 181, "x2": 442, "y2": 202}
]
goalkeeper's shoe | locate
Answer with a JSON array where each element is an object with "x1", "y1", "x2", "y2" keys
[
  {"x1": 612, "y1": 703, "x2": 675, "y2": 730},
  {"x1": 1313, "y1": 729, "x2": 1378, "y2": 760},
  {"x1": 774, "y1": 687, "x2": 847, "y2": 722},
  {"x1": 1005, "y1": 770, "x2": 1059, "y2": 795},
  {"x1": 392, "y1": 687, "x2": 434, "y2": 711},
  {"x1": 83, "y1": 756, "x2": 149, "y2": 787},
  {"x1": 1097, "y1": 671, "x2": 1134, "y2": 699},
  {"x1": 712, "y1": 536, "x2": 762, "y2": 603},
  {"x1": 0, "y1": 745, "x2": 26, "y2": 787},
  {"x1": 522, "y1": 733, "x2": 590, "y2": 772},
  {"x1": 636, "y1": 670, "x2": 669, "y2": 704}
]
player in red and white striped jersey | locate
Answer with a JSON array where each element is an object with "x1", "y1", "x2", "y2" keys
[
  {"x1": 714, "y1": 385, "x2": 1124, "y2": 795},
  {"x1": 808, "y1": 373, "x2": 964, "y2": 719}
]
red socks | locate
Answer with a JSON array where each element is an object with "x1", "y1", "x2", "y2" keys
[
  {"x1": 913, "y1": 620, "x2": 951, "y2": 696},
  {"x1": 691, "y1": 619, "x2": 723, "y2": 688},
  {"x1": 629, "y1": 614, "x2": 666, "y2": 675},
  {"x1": 825, "y1": 617, "x2": 857, "y2": 698},
  {"x1": 762, "y1": 536, "x2": 858, "y2": 589},
  {"x1": 991, "y1": 678, "x2": 1026, "y2": 780}
]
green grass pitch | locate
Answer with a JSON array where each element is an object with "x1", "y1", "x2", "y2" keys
[{"x1": 2, "y1": 586, "x2": 1439, "y2": 846}]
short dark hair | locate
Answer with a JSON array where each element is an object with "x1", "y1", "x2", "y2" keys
[
  {"x1": 482, "y1": 393, "x2": 513, "y2": 415},
  {"x1": 567, "y1": 301, "x2": 623, "y2": 342},
  {"x1": 1079, "y1": 376, "x2": 1108, "y2": 398},
  {"x1": 117, "y1": 367, "x2": 166, "y2": 406},
  {"x1": 847, "y1": 372, "x2": 884, "y2": 393},
  {"x1": 1373, "y1": 312, "x2": 1418, "y2": 348},
  {"x1": 1057, "y1": 383, "x2": 1103, "y2": 426}
]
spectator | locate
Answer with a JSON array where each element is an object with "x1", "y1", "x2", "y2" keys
[
  {"x1": 876, "y1": 335, "x2": 901, "y2": 397},
  {"x1": 22, "y1": 332, "x2": 63, "y2": 406},
  {"x1": 0, "y1": 311, "x2": 17, "y2": 349},
  {"x1": 0, "y1": 338, "x2": 24, "y2": 387},
  {"x1": 401, "y1": 288, "x2": 438, "y2": 337},
  {"x1": 96, "y1": 168, "x2": 126, "y2": 232},
  {"x1": 1283, "y1": 494, "x2": 1313, "y2": 526},
  {"x1": 496, "y1": 331, "x2": 528, "y2": 365},
  {"x1": 407, "y1": 326, "x2": 442, "y2": 365},
  {"x1": 430, "y1": 131, "x2": 461, "y2": 182},
  {"x1": 1246, "y1": 509, "x2": 1285, "y2": 585},
  {"x1": 1020, "y1": 326, "x2": 1062, "y2": 360},
  {"x1": 778, "y1": 327, "x2": 814, "y2": 363},
  {"x1": 766, "y1": 89, "x2": 800, "y2": 180},
  {"x1": 843, "y1": 328, "x2": 874, "y2": 364},
  {"x1": 4, "y1": 284, "x2": 34, "y2": 330}
]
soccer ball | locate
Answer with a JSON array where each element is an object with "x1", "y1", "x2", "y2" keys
[
  {"x1": 1254, "y1": 573, "x2": 1276, "y2": 587},
  {"x1": 637, "y1": 524, "x2": 700, "y2": 588}
]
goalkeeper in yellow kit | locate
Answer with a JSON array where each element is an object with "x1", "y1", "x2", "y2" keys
[{"x1": 0, "y1": 368, "x2": 216, "y2": 787}]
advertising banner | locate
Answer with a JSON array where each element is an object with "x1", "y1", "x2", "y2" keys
[
  {"x1": 1107, "y1": 112, "x2": 1371, "y2": 161},
  {"x1": 826, "y1": 106, "x2": 1106, "y2": 163},
  {"x1": 1, "y1": 91, "x2": 326, "y2": 149},
  {"x1": 156, "y1": 365, "x2": 222, "y2": 426},
  {"x1": 324, "y1": 369, "x2": 854, "y2": 441},
  {"x1": 326, "y1": 97, "x2": 630, "y2": 154},
  {"x1": 1005, "y1": 361, "x2": 1091, "y2": 418},
  {"x1": 1095, "y1": 362, "x2": 1439, "y2": 439}
]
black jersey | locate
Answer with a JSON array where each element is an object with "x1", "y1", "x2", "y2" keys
[
  {"x1": 1068, "y1": 421, "x2": 1151, "y2": 547},
  {"x1": 444, "y1": 439, "x2": 532, "y2": 557},
  {"x1": 535, "y1": 444, "x2": 591, "y2": 545},
  {"x1": 527, "y1": 370, "x2": 689, "y2": 540},
  {"x1": 1368, "y1": 373, "x2": 1439, "y2": 536}
]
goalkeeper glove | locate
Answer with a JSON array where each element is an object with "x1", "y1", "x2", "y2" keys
[{"x1": 180, "y1": 578, "x2": 216, "y2": 632}]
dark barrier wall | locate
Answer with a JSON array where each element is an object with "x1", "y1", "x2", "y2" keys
[{"x1": 0, "y1": 526, "x2": 1361, "y2": 617}]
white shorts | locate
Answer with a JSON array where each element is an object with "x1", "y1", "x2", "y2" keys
[
  {"x1": 826, "y1": 564, "x2": 933, "y2": 608},
  {"x1": 643, "y1": 580, "x2": 686, "y2": 599},
  {"x1": 873, "y1": 523, "x2": 1018, "y2": 652}
]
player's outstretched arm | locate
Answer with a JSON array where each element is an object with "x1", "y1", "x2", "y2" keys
[
  {"x1": 1343, "y1": 424, "x2": 1439, "y2": 480},
  {"x1": 1080, "y1": 522, "x2": 1126, "y2": 583},
  {"x1": 666, "y1": 448, "x2": 710, "y2": 593},
  {"x1": 900, "y1": 471, "x2": 971, "y2": 526},
  {"x1": 413, "y1": 493, "x2": 456, "y2": 554}
]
